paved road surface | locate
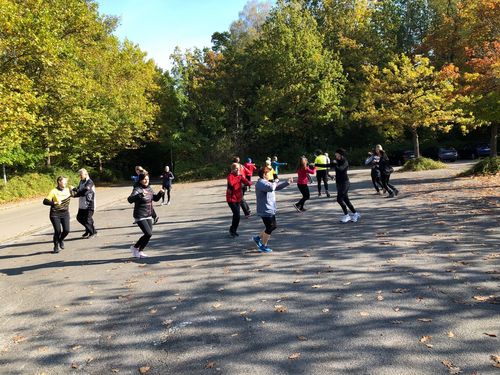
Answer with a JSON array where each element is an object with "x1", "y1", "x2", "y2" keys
[{"x1": 0, "y1": 162, "x2": 498, "y2": 374}]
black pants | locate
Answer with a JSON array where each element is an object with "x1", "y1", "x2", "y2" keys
[
  {"x1": 381, "y1": 174, "x2": 396, "y2": 194},
  {"x1": 135, "y1": 219, "x2": 153, "y2": 250},
  {"x1": 161, "y1": 186, "x2": 171, "y2": 202},
  {"x1": 50, "y1": 213, "x2": 70, "y2": 247},
  {"x1": 77, "y1": 209, "x2": 96, "y2": 235},
  {"x1": 296, "y1": 184, "x2": 310, "y2": 209},
  {"x1": 240, "y1": 198, "x2": 250, "y2": 216},
  {"x1": 337, "y1": 182, "x2": 356, "y2": 215},
  {"x1": 371, "y1": 169, "x2": 383, "y2": 192},
  {"x1": 228, "y1": 202, "x2": 241, "y2": 234},
  {"x1": 316, "y1": 170, "x2": 329, "y2": 193},
  {"x1": 262, "y1": 216, "x2": 277, "y2": 235}
]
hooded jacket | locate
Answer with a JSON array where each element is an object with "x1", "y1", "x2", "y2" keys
[{"x1": 127, "y1": 183, "x2": 163, "y2": 219}]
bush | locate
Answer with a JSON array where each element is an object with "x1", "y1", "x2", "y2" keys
[
  {"x1": 399, "y1": 157, "x2": 447, "y2": 172},
  {"x1": 0, "y1": 168, "x2": 80, "y2": 204},
  {"x1": 458, "y1": 157, "x2": 499, "y2": 177},
  {"x1": 174, "y1": 161, "x2": 228, "y2": 182}
]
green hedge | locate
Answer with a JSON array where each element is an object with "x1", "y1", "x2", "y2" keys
[
  {"x1": 458, "y1": 157, "x2": 499, "y2": 177},
  {"x1": 399, "y1": 157, "x2": 447, "y2": 172}
]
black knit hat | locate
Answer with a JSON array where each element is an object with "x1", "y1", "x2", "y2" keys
[{"x1": 335, "y1": 148, "x2": 346, "y2": 156}]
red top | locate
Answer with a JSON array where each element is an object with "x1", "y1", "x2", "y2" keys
[
  {"x1": 243, "y1": 162, "x2": 257, "y2": 176},
  {"x1": 297, "y1": 167, "x2": 316, "y2": 185},
  {"x1": 226, "y1": 173, "x2": 251, "y2": 203}
]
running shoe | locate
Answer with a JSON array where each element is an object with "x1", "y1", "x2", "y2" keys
[
  {"x1": 53, "y1": 244, "x2": 60, "y2": 253},
  {"x1": 81, "y1": 232, "x2": 90, "y2": 238},
  {"x1": 326, "y1": 192, "x2": 331, "y2": 198},
  {"x1": 167, "y1": 201, "x2": 171, "y2": 205},
  {"x1": 340, "y1": 214, "x2": 351, "y2": 223},
  {"x1": 88, "y1": 232, "x2": 98, "y2": 239},
  {"x1": 394, "y1": 189, "x2": 399, "y2": 196},
  {"x1": 350, "y1": 212, "x2": 361, "y2": 223},
  {"x1": 258, "y1": 243, "x2": 272, "y2": 253},
  {"x1": 300, "y1": 207, "x2": 308, "y2": 212},
  {"x1": 252, "y1": 236, "x2": 263, "y2": 248},
  {"x1": 130, "y1": 245, "x2": 140, "y2": 258},
  {"x1": 318, "y1": 192, "x2": 322, "y2": 197},
  {"x1": 58, "y1": 240, "x2": 65, "y2": 249},
  {"x1": 293, "y1": 203, "x2": 302, "y2": 212},
  {"x1": 387, "y1": 192, "x2": 395, "y2": 198},
  {"x1": 139, "y1": 251, "x2": 149, "y2": 258}
]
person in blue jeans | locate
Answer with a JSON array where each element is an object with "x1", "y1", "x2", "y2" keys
[{"x1": 252, "y1": 166, "x2": 292, "y2": 253}]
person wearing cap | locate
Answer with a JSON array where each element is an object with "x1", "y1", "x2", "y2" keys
[
  {"x1": 313, "y1": 150, "x2": 330, "y2": 197},
  {"x1": 226, "y1": 163, "x2": 252, "y2": 237},
  {"x1": 365, "y1": 144, "x2": 384, "y2": 195},
  {"x1": 314, "y1": 148, "x2": 360, "y2": 223},
  {"x1": 127, "y1": 172, "x2": 164, "y2": 258}
]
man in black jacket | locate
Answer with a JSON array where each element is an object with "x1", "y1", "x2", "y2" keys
[{"x1": 73, "y1": 168, "x2": 97, "y2": 238}]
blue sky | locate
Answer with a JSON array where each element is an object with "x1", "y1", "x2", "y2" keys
[{"x1": 96, "y1": 0, "x2": 253, "y2": 70}]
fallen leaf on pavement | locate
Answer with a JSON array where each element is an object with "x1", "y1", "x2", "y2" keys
[
  {"x1": 12, "y1": 334, "x2": 27, "y2": 344},
  {"x1": 139, "y1": 366, "x2": 151, "y2": 374},
  {"x1": 111, "y1": 369, "x2": 119, "y2": 373},
  {"x1": 355, "y1": 294, "x2": 363, "y2": 297},
  {"x1": 274, "y1": 305, "x2": 288, "y2": 313},
  {"x1": 162, "y1": 320, "x2": 173, "y2": 327},
  {"x1": 377, "y1": 295, "x2": 384, "y2": 301},
  {"x1": 297, "y1": 336, "x2": 308, "y2": 341},
  {"x1": 491, "y1": 355, "x2": 500, "y2": 368},
  {"x1": 417, "y1": 318, "x2": 432, "y2": 323},
  {"x1": 473, "y1": 295, "x2": 493, "y2": 302},
  {"x1": 311, "y1": 284, "x2": 322, "y2": 289},
  {"x1": 71, "y1": 345, "x2": 82, "y2": 351},
  {"x1": 322, "y1": 308, "x2": 330, "y2": 313},
  {"x1": 393, "y1": 307, "x2": 400, "y2": 312},
  {"x1": 205, "y1": 361, "x2": 216, "y2": 369},
  {"x1": 293, "y1": 279, "x2": 301, "y2": 284},
  {"x1": 441, "y1": 360, "x2": 461, "y2": 374},
  {"x1": 212, "y1": 303, "x2": 222, "y2": 309},
  {"x1": 359, "y1": 311, "x2": 370, "y2": 316},
  {"x1": 343, "y1": 282, "x2": 352, "y2": 286},
  {"x1": 447, "y1": 331, "x2": 455, "y2": 338},
  {"x1": 483, "y1": 332, "x2": 497, "y2": 337},
  {"x1": 419, "y1": 335, "x2": 432, "y2": 343},
  {"x1": 149, "y1": 309, "x2": 157, "y2": 315},
  {"x1": 71, "y1": 363, "x2": 79, "y2": 369},
  {"x1": 288, "y1": 352, "x2": 301, "y2": 360}
]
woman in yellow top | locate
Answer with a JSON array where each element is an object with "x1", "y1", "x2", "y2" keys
[{"x1": 43, "y1": 176, "x2": 74, "y2": 253}]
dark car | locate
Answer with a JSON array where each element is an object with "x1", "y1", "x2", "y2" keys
[
  {"x1": 438, "y1": 147, "x2": 458, "y2": 162},
  {"x1": 391, "y1": 150, "x2": 416, "y2": 165},
  {"x1": 458, "y1": 144, "x2": 491, "y2": 159}
]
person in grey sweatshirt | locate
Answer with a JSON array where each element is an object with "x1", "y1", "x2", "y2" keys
[{"x1": 252, "y1": 167, "x2": 293, "y2": 253}]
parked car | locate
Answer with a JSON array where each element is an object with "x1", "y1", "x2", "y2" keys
[
  {"x1": 438, "y1": 147, "x2": 458, "y2": 162},
  {"x1": 391, "y1": 150, "x2": 416, "y2": 165},
  {"x1": 458, "y1": 144, "x2": 491, "y2": 159}
]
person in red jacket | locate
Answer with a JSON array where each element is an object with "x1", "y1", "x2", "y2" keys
[
  {"x1": 294, "y1": 156, "x2": 316, "y2": 212},
  {"x1": 227, "y1": 163, "x2": 251, "y2": 237},
  {"x1": 243, "y1": 157, "x2": 257, "y2": 191},
  {"x1": 233, "y1": 156, "x2": 252, "y2": 217}
]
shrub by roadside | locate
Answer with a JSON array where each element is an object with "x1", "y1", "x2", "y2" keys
[
  {"x1": 458, "y1": 157, "x2": 499, "y2": 177},
  {"x1": 399, "y1": 157, "x2": 447, "y2": 172}
]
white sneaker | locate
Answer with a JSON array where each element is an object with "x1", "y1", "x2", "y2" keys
[
  {"x1": 167, "y1": 201, "x2": 171, "y2": 205},
  {"x1": 350, "y1": 212, "x2": 361, "y2": 222},
  {"x1": 340, "y1": 214, "x2": 351, "y2": 223},
  {"x1": 130, "y1": 245, "x2": 140, "y2": 258},
  {"x1": 139, "y1": 251, "x2": 149, "y2": 258}
]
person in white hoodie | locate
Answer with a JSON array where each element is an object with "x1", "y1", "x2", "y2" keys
[{"x1": 252, "y1": 166, "x2": 292, "y2": 253}]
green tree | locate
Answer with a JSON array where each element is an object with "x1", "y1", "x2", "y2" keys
[{"x1": 355, "y1": 54, "x2": 474, "y2": 157}]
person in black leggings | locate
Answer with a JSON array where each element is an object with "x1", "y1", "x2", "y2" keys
[
  {"x1": 365, "y1": 144, "x2": 384, "y2": 194},
  {"x1": 127, "y1": 173, "x2": 164, "y2": 258},
  {"x1": 43, "y1": 176, "x2": 74, "y2": 253},
  {"x1": 315, "y1": 149, "x2": 360, "y2": 223},
  {"x1": 378, "y1": 150, "x2": 399, "y2": 197},
  {"x1": 294, "y1": 156, "x2": 316, "y2": 212}
]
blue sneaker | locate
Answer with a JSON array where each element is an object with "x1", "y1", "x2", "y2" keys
[
  {"x1": 252, "y1": 236, "x2": 262, "y2": 247},
  {"x1": 258, "y1": 243, "x2": 272, "y2": 253}
]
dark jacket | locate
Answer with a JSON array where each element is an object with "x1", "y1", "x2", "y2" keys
[
  {"x1": 127, "y1": 183, "x2": 163, "y2": 219},
  {"x1": 73, "y1": 178, "x2": 96, "y2": 210},
  {"x1": 378, "y1": 154, "x2": 394, "y2": 176},
  {"x1": 160, "y1": 171, "x2": 174, "y2": 187},
  {"x1": 316, "y1": 158, "x2": 350, "y2": 185}
]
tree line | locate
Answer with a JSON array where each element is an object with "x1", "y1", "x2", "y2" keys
[{"x1": 1, "y1": 0, "x2": 498, "y2": 179}]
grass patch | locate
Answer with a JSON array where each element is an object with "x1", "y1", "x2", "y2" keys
[
  {"x1": 0, "y1": 168, "x2": 80, "y2": 204},
  {"x1": 458, "y1": 157, "x2": 499, "y2": 177},
  {"x1": 399, "y1": 157, "x2": 447, "y2": 172}
]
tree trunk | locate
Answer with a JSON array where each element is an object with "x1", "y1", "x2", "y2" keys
[
  {"x1": 46, "y1": 147, "x2": 51, "y2": 167},
  {"x1": 490, "y1": 123, "x2": 498, "y2": 157},
  {"x1": 2, "y1": 164, "x2": 6, "y2": 185},
  {"x1": 98, "y1": 156, "x2": 103, "y2": 173},
  {"x1": 412, "y1": 128, "x2": 420, "y2": 158}
]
